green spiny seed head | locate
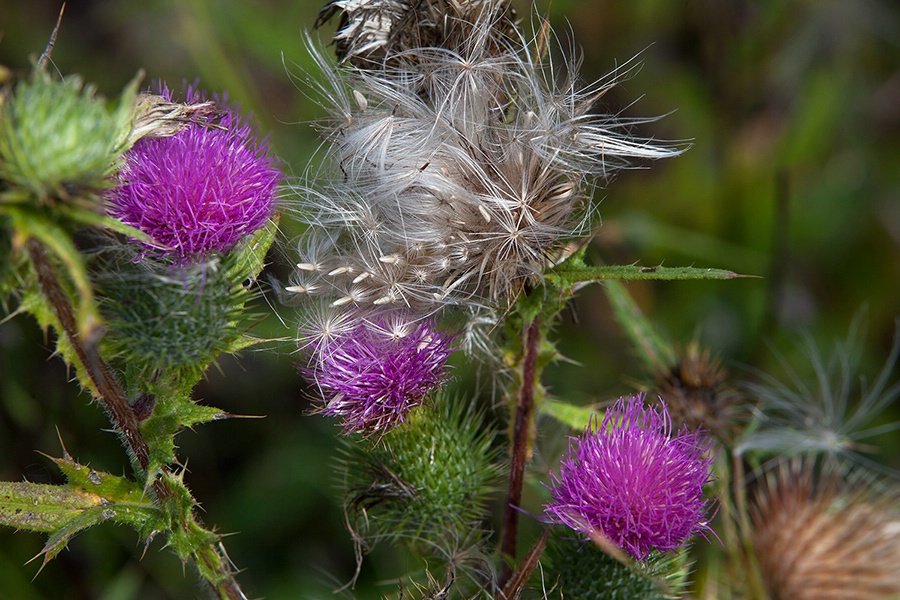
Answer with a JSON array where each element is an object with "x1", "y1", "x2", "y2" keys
[
  {"x1": 0, "y1": 72, "x2": 131, "y2": 201},
  {"x1": 544, "y1": 533, "x2": 691, "y2": 600}
]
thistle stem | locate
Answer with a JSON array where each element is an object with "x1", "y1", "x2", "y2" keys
[
  {"x1": 500, "y1": 316, "x2": 541, "y2": 582},
  {"x1": 26, "y1": 238, "x2": 151, "y2": 471},
  {"x1": 26, "y1": 237, "x2": 248, "y2": 600}
]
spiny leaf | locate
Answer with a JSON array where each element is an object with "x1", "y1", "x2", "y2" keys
[
  {"x1": 0, "y1": 459, "x2": 163, "y2": 570},
  {"x1": 547, "y1": 262, "x2": 746, "y2": 288},
  {"x1": 0, "y1": 481, "x2": 106, "y2": 534},
  {"x1": 141, "y1": 387, "x2": 227, "y2": 480}
]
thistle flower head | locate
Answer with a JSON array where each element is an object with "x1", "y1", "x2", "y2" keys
[
  {"x1": 544, "y1": 394, "x2": 716, "y2": 560},
  {"x1": 106, "y1": 85, "x2": 279, "y2": 262},
  {"x1": 300, "y1": 313, "x2": 454, "y2": 435},
  {"x1": 751, "y1": 459, "x2": 900, "y2": 600},
  {"x1": 289, "y1": 10, "x2": 681, "y2": 314}
]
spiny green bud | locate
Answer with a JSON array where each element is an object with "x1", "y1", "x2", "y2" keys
[
  {"x1": 92, "y1": 220, "x2": 272, "y2": 374},
  {"x1": 94, "y1": 249, "x2": 250, "y2": 374},
  {"x1": 0, "y1": 71, "x2": 132, "y2": 201},
  {"x1": 342, "y1": 397, "x2": 499, "y2": 552},
  {"x1": 544, "y1": 532, "x2": 691, "y2": 600}
]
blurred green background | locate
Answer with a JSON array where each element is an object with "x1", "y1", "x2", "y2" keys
[{"x1": 1, "y1": 0, "x2": 898, "y2": 598}]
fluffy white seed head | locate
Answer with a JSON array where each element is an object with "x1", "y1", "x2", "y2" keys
[{"x1": 291, "y1": 6, "x2": 681, "y2": 322}]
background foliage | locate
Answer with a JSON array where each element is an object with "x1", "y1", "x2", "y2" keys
[{"x1": 1, "y1": 0, "x2": 898, "y2": 598}]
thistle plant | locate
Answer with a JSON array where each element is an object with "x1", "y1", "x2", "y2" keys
[{"x1": 1, "y1": 2, "x2": 898, "y2": 600}]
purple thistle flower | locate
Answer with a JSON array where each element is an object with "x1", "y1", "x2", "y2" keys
[
  {"x1": 545, "y1": 394, "x2": 716, "y2": 560},
  {"x1": 301, "y1": 315, "x2": 454, "y2": 435},
  {"x1": 107, "y1": 86, "x2": 279, "y2": 261}
]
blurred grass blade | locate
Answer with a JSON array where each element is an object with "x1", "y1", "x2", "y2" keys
[{"x1": 603, "y1": 280, "x2": 676, "y2": 372}]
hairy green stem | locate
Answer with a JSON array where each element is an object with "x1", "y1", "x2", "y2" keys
[
  {"x1": 500, "y1": 316, "x2": 541, "y2": 583},
  {"x1": 26, "y1": 237, "x2": 248, "y2": 600},
  {"x1": 26, "y1": 238, "x2": 150, "y2": 471},
  {"x1": 732, "y1": 453, "x2": 767, "y2": 600}
]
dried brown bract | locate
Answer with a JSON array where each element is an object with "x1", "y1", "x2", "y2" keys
[
  {"x1": 655, "y1": 341, "x2": 745, "y2": 442},
  {"x1": 316, "y1": 0, "x2": 517, "y2": 67}
]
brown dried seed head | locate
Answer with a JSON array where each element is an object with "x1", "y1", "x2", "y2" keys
[
  {"x1": 751, "y1": 461, "x2": 900, "y2": 600},
  {"x1": 316, "y1": 0, "x2": 517, "y2": 67},
  {"x1": 655, "y1": 341, "x2": 745, "y2": 442},
  {"x1": 127, "y1": 93, "x2": 219, "y2": 146}
]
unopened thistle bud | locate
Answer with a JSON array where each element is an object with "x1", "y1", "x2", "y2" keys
[
  {"x1": 106, "y1": 86, "x2": 279, "y2": 262},
  {"x1": 545, "y1": 395, "x2": 716, "y2": 560},
  {"x1": 300, "y1": 313, "x2": 454, "y2": 435},
  {"x1": 751, "y1": 459, "x2": 900, "y2": 600},
  {"x1": 0, "y1": 72, "x2": 133, "y2": 201}
]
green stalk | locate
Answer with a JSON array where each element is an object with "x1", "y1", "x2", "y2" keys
[{"x1": 25, "y1": 237, "x2": 249, "y2": 600}]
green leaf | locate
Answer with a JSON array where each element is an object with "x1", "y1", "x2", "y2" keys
[
  {"x1": 547, "y1": 262, "x2": 744, "y2": 288},
  {"x1": 602, "y1": 280, "x2": 677, "y2": 372},
  {"x1": 63, "y1": 204, "x2": 153, "y2": 243},
  {"x1": 0, "y1": 456, "x2": 163, "y2": 568},
  {"x1": 8, "y1": 205, "x2": 100, "y2": 343},
  {"x1": 227, "y1": 215, "x2": 279, "y2": 283},
  {"x1": 539, "y1": 399, "x2": 599, "y2": 430}
]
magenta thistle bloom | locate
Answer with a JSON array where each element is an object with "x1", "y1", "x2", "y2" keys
[
  {"x1": 545, "y1": 394, "x2": 715, "y2": 560},
  {"x1": 301, "y1": 316, "x2": 454, "y2": 435},
  {"x1": 107, "y1": 86, "x2": 279, "y2": 261}
]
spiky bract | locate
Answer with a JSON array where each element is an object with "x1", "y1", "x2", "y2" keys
[
  {"x1": 300, "y1": 314, "x2": 454, "y2": 435},
  {"x1": 544, "y1": 533, "x2": 691, "y2": 600},
  {"x1": 96, "y1": 250, "x2": 246, "y2": 373},
  {"x1": 545, "y1": 395, "x2": 715, "y2": 560},
  {"x1": 340, "y1": 397, "x2": 498, "y2": 589},
  {"x1": 106, "y1": 86, "x2": 279, "y2": 262}
]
